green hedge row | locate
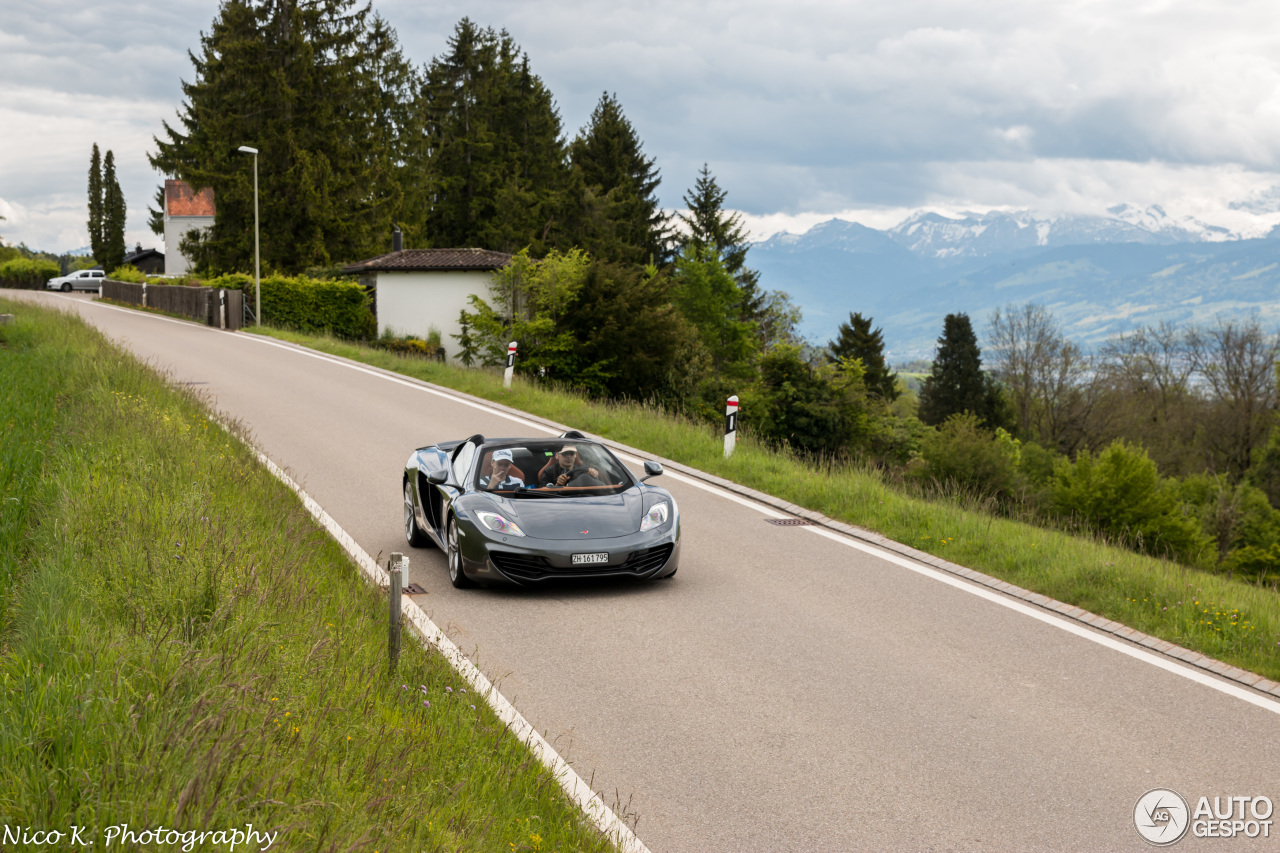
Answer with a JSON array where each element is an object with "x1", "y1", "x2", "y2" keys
[
  {"x1": 0, "y1": 258, "x2": 60, "y2": 289},
  {"x1": 206, "y1": 273, "x2": 375, "y2": 340}
]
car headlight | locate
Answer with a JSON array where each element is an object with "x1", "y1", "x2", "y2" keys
[
  {"x1": 640, "y1": 502, "x2": 669, "y2": 532},
  {"x1": 476, "y1": 511, "x2": 525, "y2": 537}
]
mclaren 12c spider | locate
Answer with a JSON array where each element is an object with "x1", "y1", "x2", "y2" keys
[{"x1": 403, "y1": 431, "x2": 680, "y2": 587}]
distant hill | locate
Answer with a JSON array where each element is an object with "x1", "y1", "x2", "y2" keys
[{"x1": 751, "y1": 208, "x2": 1280, "y2": 359}]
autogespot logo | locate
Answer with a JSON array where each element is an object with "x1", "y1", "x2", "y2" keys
[{"x1": 1135, "y1": 789, "x2": 1191, "y2": 846}]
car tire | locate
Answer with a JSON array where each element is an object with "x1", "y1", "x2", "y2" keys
[
  {"x1": 61, "y1": 283, "x2": 71, "y2": 292},
  {"x1": 447, "y1": 516, "x2": 472, "y2": 589},
  {"x1": 404, "y1": 480, "x2": 430, "y2": 548}
]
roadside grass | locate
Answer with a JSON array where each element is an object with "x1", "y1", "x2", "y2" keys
[
  {"x1": 247, "y1": 325, "x2": 1280, "y2": 682},
  {"x1": 0, "y1": 299, "x2": 620, "y2": 852}
]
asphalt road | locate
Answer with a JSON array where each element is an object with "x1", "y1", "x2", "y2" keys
[{"x1": 13, "y1": 290, "x2": 1280, "y2": 852}]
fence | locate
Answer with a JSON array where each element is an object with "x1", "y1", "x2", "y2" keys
[{"x1": 101, "y1": 280, "x2": 243, "y2": 330}]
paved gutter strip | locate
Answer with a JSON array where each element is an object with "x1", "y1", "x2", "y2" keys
[{"x1": 188, "y1": 325, "x2": 1280, "y2": 709}]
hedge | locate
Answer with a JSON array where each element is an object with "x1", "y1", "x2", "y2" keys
[
  {"x1": 0, "y1": 258, "x2": 60, "y2": 289},
  {"x1": 206, "y1": 273, "x2": 375, "y2": 340}
]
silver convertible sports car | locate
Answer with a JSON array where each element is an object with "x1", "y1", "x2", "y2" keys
[{"x1": 403, "y1": 431, "x2": 680, "y2": 587}]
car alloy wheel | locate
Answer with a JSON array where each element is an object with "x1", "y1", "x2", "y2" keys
[
  {"x1": 61, "y1": 283, "x2": 71, "y2": 292},
  {"x1": 404, "y1": 480, "x2": 428, "y2": 547},
  {"x1": 447, "y1": 516, "x2": 472, "y2": 588}
]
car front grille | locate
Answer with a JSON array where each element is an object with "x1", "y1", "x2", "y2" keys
[{"x1": 490, "y1": 544, "x2": 674, "y2": 582}]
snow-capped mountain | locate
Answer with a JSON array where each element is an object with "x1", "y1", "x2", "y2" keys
[{"x1": 749, "y1": 207, "x2": 1280, "y2": 358}]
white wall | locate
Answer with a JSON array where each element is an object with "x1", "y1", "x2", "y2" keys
[
  {"x1": 164, "y1": 215, "x2": 214, "y2": 275},
  {"x1": 375, "y1": 269, "x2": 492, "y2": 362}
]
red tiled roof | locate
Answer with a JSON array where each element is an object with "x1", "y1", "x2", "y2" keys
[
  {"x1": 342, "y1": 248, "x2": 512, "y2": 273},
  {"x1": 165, "y1": 179, "x2": 216, "y2": 217}
]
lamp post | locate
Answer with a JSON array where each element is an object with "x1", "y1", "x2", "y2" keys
[{"x1": 237, "y1": 145, "x2": 260, "y2": 325}]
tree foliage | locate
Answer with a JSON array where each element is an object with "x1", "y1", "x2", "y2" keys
[
  {"x1": 101, "y1": 150, "x2": 127, "y2": 272},
  {"x1": 408, "y1": 19, "x2": 566, "y2": 254},
  {"x1": 747, "y1": 345, "x2": 876, "y2": 458},
  {"x1": 564, "y1": 92, "x2": 668, "y2": 266},
  {"x1": 87, "y1": 144, "x2": 104, "y2": 262},
  {"x1": 917, "y1": 313, "x2": 1000, "y2": 427},
  {"x1": 150, "y1": 0, "x2": 413, "y2": 273},
  {"x1": 829, "y1": 312, "x2": 898, "y2": 401}
]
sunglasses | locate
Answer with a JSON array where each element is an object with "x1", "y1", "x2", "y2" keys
[{"x1": 559, "y1": 450, "x2": 578, "y2": 457}]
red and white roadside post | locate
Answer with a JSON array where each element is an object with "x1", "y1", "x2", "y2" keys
[
  {"x1": 724, "y1": 395, "x2": 739, "y2": 458},
  {"x1": 503, "y1": 341, "x2": 517, "y2": 388}
]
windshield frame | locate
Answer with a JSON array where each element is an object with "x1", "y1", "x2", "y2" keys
[{"x1": 473, "y1": 439, "x2": 635, "y2": 497}]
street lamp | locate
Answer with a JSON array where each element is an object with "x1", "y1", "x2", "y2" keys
[{"x1": 237, "y1": 145, "x2": 260, "y2": 325}]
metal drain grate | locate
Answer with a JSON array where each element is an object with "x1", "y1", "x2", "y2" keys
[
  {"x1": 403, "y1": 583, "x2": 428, "y2": 594},
  {"x1": 766, "y1": 518, "x2": 814, "y2": 526}
]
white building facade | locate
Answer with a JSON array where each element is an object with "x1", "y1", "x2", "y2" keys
[
  {"x1": 163, "y1": 180, "x2": 216, "y2": 275},
  {"x1": 342, "y1": 248, "x2": 512, "y2": 363}
]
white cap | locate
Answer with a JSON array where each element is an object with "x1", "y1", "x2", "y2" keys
[{"x1": 492, "y1": 449, "x2": 513, "y2": 463}]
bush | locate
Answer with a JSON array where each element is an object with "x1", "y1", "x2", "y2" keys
[
  {"x1": 0, "y1": 257, "x2": 60, "y2": 289},
  {"x1": 107, "y1": 264, "x2": 145, "y2": 283},
  {"x1": 207, "y1": 273, "x2": 375, "y2": 339},
  {"x1": 919, "y1": 412, "x2": 1020, "y2": 499},
  {"x1": 1051, "y1": 440, "x2": 1211, "y2": 563},
  {"x1": 373, "y1": 330, "x2": 446, "y2": 361}
]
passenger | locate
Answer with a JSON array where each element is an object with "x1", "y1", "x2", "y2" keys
[
  {"x1": 537, "y1": 445, "x2": 601, "y2": 487},
  {"x1": 480, "y1": 449, "x2": 525, "y2": 490}
]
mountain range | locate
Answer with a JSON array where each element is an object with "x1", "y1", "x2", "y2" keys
[{"x1": 750, "y1": 206, "x2": 1280, "y2": 359}]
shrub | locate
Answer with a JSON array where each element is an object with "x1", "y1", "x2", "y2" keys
[
  {"x1": 1051, "y1": 440, "x2": 1211, "y2": 563},
  {"x1": 373, "y1": 330, "x2": 446, "y2": 361},
  {"x1": 744, "y1": 346, "x2": 878, "y2": 458},
  {"x1": 107, "y1": 264, "x2": 145, "y2": 283},
  {"x1": 207, "y1": 273, "x2": 374, "y2": 339},
  {"x1": 0, "y1": 257, "x2": 60, "y2": 289},
  {"x1": 919, "y1": 412, "x2": 1020, "y2": 499}
]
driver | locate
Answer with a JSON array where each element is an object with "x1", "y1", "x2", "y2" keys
[
  {"x1": 537, "y1": 444, "x2": 601, "y2": 487},
  {"x1": 481, "y1": 449, "x2": 525, "y2": 490}
]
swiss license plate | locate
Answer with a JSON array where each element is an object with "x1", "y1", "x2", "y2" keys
[{"x1": 571, "y1": 552, "x2": 609, "y2": 565}]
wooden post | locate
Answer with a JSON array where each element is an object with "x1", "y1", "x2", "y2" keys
[{"x1": 388, "y1": 552, "x2": 406, "y2": 672}]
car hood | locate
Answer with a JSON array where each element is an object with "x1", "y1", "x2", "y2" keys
[{"x1": 485, "y1": 491, "x2": 644, "y2": 540}]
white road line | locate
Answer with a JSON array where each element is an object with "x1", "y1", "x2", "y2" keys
[{"x1": 70, "y1": 294, "x2": 1280, "y2": 718}]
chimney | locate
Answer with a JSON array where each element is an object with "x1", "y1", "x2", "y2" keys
[{"x1": 392, "y1": 227, "x2": 403, "y2": 253}]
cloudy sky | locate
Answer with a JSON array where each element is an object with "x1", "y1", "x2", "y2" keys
[{"x1": 4, "y1": 0, "x2": 1280, "y2": 252}]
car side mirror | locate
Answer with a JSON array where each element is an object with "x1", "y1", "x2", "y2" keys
[{"x1": 641, "y1": 461, "x2": 663, "y2": 482}]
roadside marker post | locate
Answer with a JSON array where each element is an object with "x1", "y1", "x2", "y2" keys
[
  {"x1": 219, "y1": 289, "x2": 226, "y2": 330},
  {"x1": 724, "y1": 395, "x2": 739, "y2": 458},
  {"x1": 388, "y1": 552, "x2": 407, "y2": 671},
  {"x1": 141, "y1": 281, "x2": 147, "y2": 309},
  {"x1": 503, "y1": 341, "x2": 517, "y2": 389}
]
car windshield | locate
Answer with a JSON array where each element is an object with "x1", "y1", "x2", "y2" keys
[{"x1": 474, "y1": 440, "x2": 633, "y2": 497}]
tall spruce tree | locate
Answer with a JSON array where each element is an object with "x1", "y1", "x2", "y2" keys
[
  {"x1": 917, "y1": 312, "x2": 1000, "y2": 427},
  {"x1": 150, "y1": 0, "x2": 414, "y2": 273},
  {"x1": 829, "y1": 312, "x2": 899, "y2": 401},
  {"x1": 564, "y1": 92, "x2": 668, "y2": 265},
  {"x1": 148, "y1": 186, "x2": 165, "y2": 236},
  {"x1": 101, "y1": 150, "x2": 127, "y2": 272},
  {"x1": 408, "y1": 19, "x2": 567, "y2": 254},
  {"x1": 87, "y1": 144, "x2": 104, "y2": 262},
  {"x1": 677, "y1": 165, "x2": 799, "y2": 348}
]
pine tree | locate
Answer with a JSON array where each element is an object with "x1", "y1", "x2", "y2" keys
[
  {"x1": 150, "y1": 0, "x2": 414, "y2": 273},
  {"x1": 87, "y1": 144, "x2": 104, "y2": 261},
  {"x1": 829, "y1": 312, "x2": 899, "y2": 401},
  {"x1": 564, "y1": 92, "x2": 668, "y2": 265},
  {"x1": 677, "y1": 165, "x2": 798, "y2": 348},
  {"x1": 148, "y1": 186, "x2": 165, "y2": 237},
  {"x1": 917, "y1": 313, "x2": 999, "y2": 426},
  {"x1": 408, "y1": 19, "x2": 567, "y2": 254},
  {"x1": 101, "y1": 150, "x2": 127, "y2": 272}
]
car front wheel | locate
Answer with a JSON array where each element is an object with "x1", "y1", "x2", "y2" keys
[
  {"x1": 447, "y1": 516, "x2": 472, "y2": 589},
  {"x1": 61, "y1": 283, "x2": 71, "y2": 292},
  {"x1": 404, "y1": 480, "x2": 430, "y2": 548}
]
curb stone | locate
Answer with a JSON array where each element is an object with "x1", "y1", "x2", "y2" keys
[{"x1": 247, "y1": 332, "x2": 1280, "y2": 702}]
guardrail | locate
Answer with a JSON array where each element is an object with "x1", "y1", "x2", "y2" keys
[{"x1": 100, "y1": 280, "x2": 243, "y2": 330}]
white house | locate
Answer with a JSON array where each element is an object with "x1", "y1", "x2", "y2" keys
[
  {"x1": 342, "y1": 247, "x2": 512, "y2": 362},
  {"x1": 163, "y1": 179, "x2": 216, "y2": 275}
]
